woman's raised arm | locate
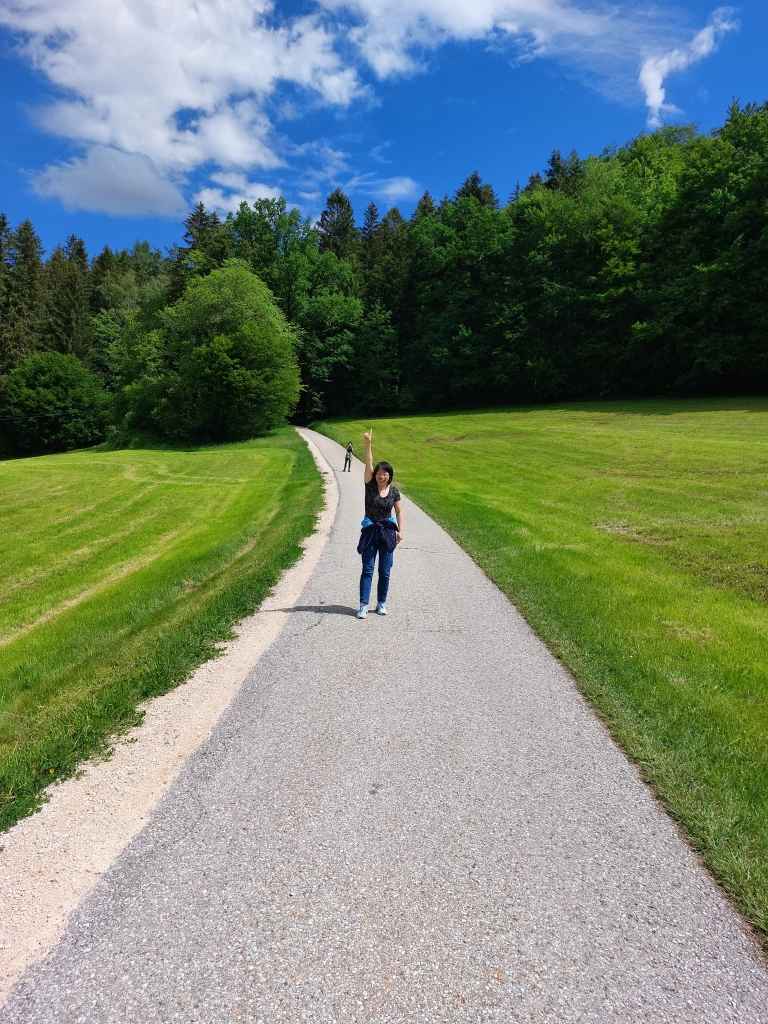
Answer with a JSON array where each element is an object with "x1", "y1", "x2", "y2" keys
[{"x1": 363, "y1": 430, "x2": 374, "y2": 483}]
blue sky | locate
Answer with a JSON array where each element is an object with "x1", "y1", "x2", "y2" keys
[{"x1": 1, "y1": 0, "x2": 765, "y2": 258}]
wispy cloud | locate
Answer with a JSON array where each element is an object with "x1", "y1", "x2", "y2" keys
[
  {"x1": 323, "y1": 0, "x2": 615, "y2": 77},
  {"x1": 369, "y1": 142, "x2": 393, "y2": 164},
  {"x1": 639, "y1": 8, "x2": 738, "y2": 127},
  {"x1": 345, "y1": 173, "x2": 419, "y2": 203},
  {"x1": 293, "y1": 141, "x2": 352, "y2": 186},
  {"x1": 324, "y1": 0, "x2": 738, "y2": 119}
]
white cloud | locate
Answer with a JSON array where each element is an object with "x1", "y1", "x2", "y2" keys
[
  {"x1": 345, "y1": 173, "x2": 419, "y2": 203},
  {"x1": 194, "y1": 173, "x2": 283, "y2": 215},
  {"x1": 639, "y1": 8, "x2": 737, "y2": 127},
  {"x1": 1, "y1": 0, "x2": 363, "y2": 173},
  {"x1": 324, "y1": 0, "x2": 610, "y2": 77},
  {"x1": 324, "y1": 0, "x2": 738, "y2": 119},
  {"x1": 0, "y1": 0, "x2": 365, "y2": 215},
  {"x1": 29, "y1": 146, "x2": 186, "y2": 217},
  {"x1": 0, "y1": 0, "x2": 741, "y2": 216}
]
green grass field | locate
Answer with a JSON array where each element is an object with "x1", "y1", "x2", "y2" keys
[
  {"x1": 0, "y1": 427, "x2": 322, "y2": 832},
  {"x1": 317, "y1": 399, "x2": 768, "y2": 942}
]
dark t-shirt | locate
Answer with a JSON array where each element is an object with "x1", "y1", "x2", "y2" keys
[{"x1": 365, "y1": 479, "x2": 400, "y2": 522}]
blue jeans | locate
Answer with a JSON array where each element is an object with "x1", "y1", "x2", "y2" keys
[{"x1": 359, "y1": 538, "x2": 394, "y2": 605}]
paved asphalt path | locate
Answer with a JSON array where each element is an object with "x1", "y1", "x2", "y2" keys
[{"x1": 4, "y1": 429, "x2": 767, "y2": 1024}]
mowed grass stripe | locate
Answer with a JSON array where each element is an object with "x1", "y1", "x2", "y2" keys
[
  {"x1": 0, "y1": 453, "x2": 268, "y2": 630},
  {"x1": 317, "y1": 399, "x2": 768, "y2": 942},
  {"x1": 0, "y1": 427, "x2": 322, "y2": 832}
]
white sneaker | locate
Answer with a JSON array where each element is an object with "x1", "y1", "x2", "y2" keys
[
  {"x1": 357, "y1": 604, "x2": 368, "y2": 619},
  {"x1": 376, "y1": 603, "x2": 387, "y2": 615}
]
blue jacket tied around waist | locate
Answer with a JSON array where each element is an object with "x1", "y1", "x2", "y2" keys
[{"x1": 357, "y1": 517, "x2": 398, "y2": 554}]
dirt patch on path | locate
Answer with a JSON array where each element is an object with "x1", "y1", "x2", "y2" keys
[{"x1": 0, "y1": 429, "x2": 337, "y2": 1006}]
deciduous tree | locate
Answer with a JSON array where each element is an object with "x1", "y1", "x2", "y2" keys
[{"x1": 118, "y1": 261, "x2": 300, "y2": 442}]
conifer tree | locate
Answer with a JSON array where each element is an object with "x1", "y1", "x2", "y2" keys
[
  {"x1": 43, "y1": 235, "x2": 94, "y2": 360},
  {"x1": 544, "y1": 149, "x2": 584, "y2": 193},
  {"x1": 455, "y1": 171, "x2": 499, "y2": 209},
  {"x1": 0, "y1": 214, "x2": 11, "y2": 341},
  {"x1": 360, "y1": 201, "x2": 379, "y2": 240},
  {"x1": 168, "y1": 203, "x2": 230, "y2": 298},
  {"x1": 361, "y1": 206, "x2": 410, "y2": 336},
  {"x1": 412, "y1": 191, "x2": 437, "y2": 220},
  {"x1": 521, "y1": 172, "x2": 544, "y2": 194},
  {"x1": 183, "y1": 202, "x2": 221, "y2": 245},
  {"x1": 90, "y1": 245, "x2": 116, "y2": 313},
  {"x1": 1, "y1": 219, "x2": 45, "y2": 374},
  {"x1": 359, "y1": 202, "x2": 380, "y2": 302},
  {"x1": 182, "y1": 203, "x2": 229, "y2": 265},
  {"x1": 317, "y1": 189, "x2": 358, "y2": 260},
  {"x1": 44, "y1": 244, "x2": 67, "y2": 338}
]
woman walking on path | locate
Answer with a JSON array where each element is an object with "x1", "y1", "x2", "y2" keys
[
  {"x1": 357, "y1": 429, "x2": 404, "y2": 619},
  {"x1": 343, "y1": 442, "x2": 354, "y2": 472}
]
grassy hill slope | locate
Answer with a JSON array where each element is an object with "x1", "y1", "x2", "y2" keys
[
  {"x1": 0, "y1": 427, "x2": 322, "y2": 832},
  {"x1": 317, "y1": 399, "x2": 768, "y2": 942}
]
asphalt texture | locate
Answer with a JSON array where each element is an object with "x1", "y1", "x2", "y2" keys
[{"x1": 4, "y1": 429, "x2": 767, "y2": 1024}]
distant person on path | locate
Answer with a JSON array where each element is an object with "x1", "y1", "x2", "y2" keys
[
  {"x1": 357, "y1": 429, "x2": 403, "y2": 619},
  {"x1": 343, "y1": 442, "x2": 354, "y2": 472}
]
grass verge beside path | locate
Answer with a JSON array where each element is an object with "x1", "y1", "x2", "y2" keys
[
  {"x1": 0, "y1": 427, "x2": 322, "y2": 833},
  {"x1": 317, "y1": 400, "x2": 768, "y2": 943}
]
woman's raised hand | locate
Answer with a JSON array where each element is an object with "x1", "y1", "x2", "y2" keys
[{"x1": 363, "y1": 429, "x2": 374, "y2": 482}]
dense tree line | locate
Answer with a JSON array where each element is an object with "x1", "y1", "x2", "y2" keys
[{"x1": 1, "y1": 102, "x2": 766, "y2": 452}]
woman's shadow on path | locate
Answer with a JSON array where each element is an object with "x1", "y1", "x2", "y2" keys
[{"x1": 270, "y1": 604, "x2": 358, "y2": 618}]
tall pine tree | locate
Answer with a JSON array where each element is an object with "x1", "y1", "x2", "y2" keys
[
  {"x1": 317, "y1": 189, "x2": 358, "y2": 260},
  {"x1": 168, "y1": 203, "x2": 230, "y2": 298},
  {"x1": 90, "y1": 245, "x2": 116, "y2": 312},
  {"x1": 1, "y1": 219, "x2": 45, "y2": 375},
  {"x1": 360, "y1": 201, "x2": 379, "y2": 240},
  {"x1": 454, "y1": 171, "x2": 499, "y2": 209},
  {"x1": 43, "y1": 235, "x2": 94, "y2": 360},
  {"x1": 544, "y1": 149, "x2": 585, "y2": 194},
  {"x1": 359, "y1": 202, "x2": 380, "y2": 305},
  {"x1": 412, "y1": 191, "x2": 437, "y2": 220},
  {"x1": 0, "y1": 214, "x2": 11, "y2": 352}
]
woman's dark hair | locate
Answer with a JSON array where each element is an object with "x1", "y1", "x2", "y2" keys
[{"x1": 372, "y1": 460, "x2": 394, "y2": 484}]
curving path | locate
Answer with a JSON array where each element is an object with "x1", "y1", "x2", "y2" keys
[{"x1": 3, "y1": 429, "x2": 767, "y2": 1023}]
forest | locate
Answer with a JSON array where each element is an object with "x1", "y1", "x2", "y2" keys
[{"x1": 0, "y1": 101, "x2": 766, "y2": 452}]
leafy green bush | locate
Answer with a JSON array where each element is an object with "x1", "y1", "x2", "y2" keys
[
  {"x1": 117, "y1": 260, "x2": 300, "y2": 443},
  {"x1": 0, "y1": 351, "x2": 111, "y2": 455}
]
